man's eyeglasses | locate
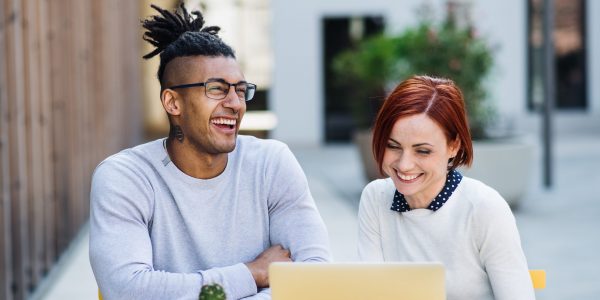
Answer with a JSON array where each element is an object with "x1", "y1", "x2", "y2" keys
[{"x1": 167, "y1": 78, "x2": 257, "y2": 101}]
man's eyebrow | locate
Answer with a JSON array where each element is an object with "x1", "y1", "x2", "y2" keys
[{"x1": 207, "y1": 77, "x2": 247, "y2": 84}]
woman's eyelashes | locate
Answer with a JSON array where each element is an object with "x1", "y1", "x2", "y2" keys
[
  {"x1": 416, "y1": 149, "x2": 432, "y2": 155},
  {"x1": 387, "y1": 142, "x2": 431, "y2": 155},
  {"x1": 386, "y1": 142, "x2": 400, "y2": 149}
]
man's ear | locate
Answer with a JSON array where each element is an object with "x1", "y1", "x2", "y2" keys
[{"x1": 161, "y1": 89, "x2": 182, "y2": 116}]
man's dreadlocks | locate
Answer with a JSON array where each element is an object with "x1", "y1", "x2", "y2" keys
[{"x1": 141, "y1": 3, "x2": 235, "y2": 86}]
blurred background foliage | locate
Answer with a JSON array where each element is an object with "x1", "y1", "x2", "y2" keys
[{"x1": 333, "y1": 5, "x2": 495, "y2": 139}]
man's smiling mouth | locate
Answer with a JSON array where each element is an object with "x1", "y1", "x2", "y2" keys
[{"x1": 211, "y1": 117, "x2": 236, "y2": 130}]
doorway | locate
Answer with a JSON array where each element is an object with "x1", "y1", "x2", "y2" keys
[{"x1": 322, "y1": 16, "x2": 385, "y2": 142}]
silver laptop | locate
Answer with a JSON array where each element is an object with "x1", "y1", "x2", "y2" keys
[{"x1": 270, "y1": 262, "x2": 445, "y2": 300}]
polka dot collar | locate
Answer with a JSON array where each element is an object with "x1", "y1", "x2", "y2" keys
[{"x1": 390, "y1": 170, "x2": 463, "y2": 213}]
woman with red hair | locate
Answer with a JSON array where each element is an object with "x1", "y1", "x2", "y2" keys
[{"x1": 358, "y1": 75, "x2": 534, "y2": 299}]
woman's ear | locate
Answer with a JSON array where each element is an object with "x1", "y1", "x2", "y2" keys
[
  {"x1": 449, "y1": 137, "x2": 461, "y2": 158},
  {"x1": 161, "y1": 89, "x2": 182, "y2": 116}
]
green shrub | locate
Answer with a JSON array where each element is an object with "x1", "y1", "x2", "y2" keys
[{"x1": 333, "y1": 8, "x2": 494, "y2": 139}]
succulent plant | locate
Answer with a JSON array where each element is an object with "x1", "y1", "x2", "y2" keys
[{"x1": 199, "y1": 283, "x2": 227, "y2": 300}]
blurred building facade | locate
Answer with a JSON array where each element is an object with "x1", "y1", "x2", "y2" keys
[
  {"x1": 271, "y1": 0, "x2": 600, "y2": 145},
  {"x1": 147, "y1": 1, "x2": 600, "y2": 145}
]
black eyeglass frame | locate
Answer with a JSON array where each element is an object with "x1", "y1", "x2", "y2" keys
[{"x1": 166, "y1": 78, "x2": 257, "y2": 102}]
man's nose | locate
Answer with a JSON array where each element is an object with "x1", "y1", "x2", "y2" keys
[{"x1": 222, "y1": 86, "x2": 243, "y2": 111}]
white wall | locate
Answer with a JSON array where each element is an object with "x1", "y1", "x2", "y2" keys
[
  {"x1": 471, "y1": 1, "x2": 527, "y2": 120},
  {"x1": 271, "y1": 1, "x2": 318, "y2": 146}
]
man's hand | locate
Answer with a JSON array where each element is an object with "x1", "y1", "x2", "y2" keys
[{"x1": 245, "y1": 244, "x2": 291, "y2": 288}]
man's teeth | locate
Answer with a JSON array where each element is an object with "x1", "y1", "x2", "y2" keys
[
  {"x1": 211, "y1": 118, "x2": 236, "y2": 126},
  {"x1": 399, "y1": 173, "x2": 419, "y2": 181}
]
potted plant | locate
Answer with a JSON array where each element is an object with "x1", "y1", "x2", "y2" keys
[{"x1": 332, "y1": 3, "x2": 533, "y2": 207}]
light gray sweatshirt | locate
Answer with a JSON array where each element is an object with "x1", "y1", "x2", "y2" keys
[{"x1": 89, "y1": 136, "x2": 331, "y2": 300}]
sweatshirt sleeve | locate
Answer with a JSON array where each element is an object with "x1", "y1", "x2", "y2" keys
[
  {"x1": 89, "y1": 159, "x2": 257, "y2": 300},
  {"x1": 473, "y1": 187, "x2": 535, "y2": 300},
  {"x1": 357, "y1": 180, "x2": 385, "y2": 261},
  {"x1": 265, "y1": 144, "x2": 331, "y2": 263},
  {"x1": 241, "y1": 288, "x2": 271, "y2": 299}
]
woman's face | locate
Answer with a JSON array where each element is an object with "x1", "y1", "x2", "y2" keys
[{"x1": 382, "y1": 114, "x2": 459, "y2": 205}]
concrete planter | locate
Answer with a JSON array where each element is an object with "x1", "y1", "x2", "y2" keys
[
  {"x1": 459, "y1": 138, "x2": 535, "y2": 208},
  {"x1": 354, "y1": 129, "x2": 534, "y2": 208},
  {"x1": 353, "y1": 129, "x2": 384, "y2": 182}
]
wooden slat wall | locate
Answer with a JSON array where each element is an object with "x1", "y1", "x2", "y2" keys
[
  {"x1": 37, "y1": 0, "x2": 55, "y2": 280},
  {"x1": 0, "y1": 2, "x2": 14, "y2": 299},
  {"x1": 0, "y1": 0, "x2": 143, "y2": 299}
]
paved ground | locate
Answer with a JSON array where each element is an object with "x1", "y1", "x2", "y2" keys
[
  {"x1": 31, "y1": 132, "x2": 600, "y2": 299},
  {"x1": 513, "y1": 133, "x2": 600, "y2": 300}
]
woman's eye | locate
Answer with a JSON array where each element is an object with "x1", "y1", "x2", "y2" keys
[
  {"x1": 386, "y1": 143, "x2": 400, "y2": 149},
  {"x1": 417, "y1": 150, "x2": 431, "y2": 155}
]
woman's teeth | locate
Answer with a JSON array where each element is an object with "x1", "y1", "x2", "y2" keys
[{"x1": 399, "y1": 173, "x2": 419, "y2": 181}]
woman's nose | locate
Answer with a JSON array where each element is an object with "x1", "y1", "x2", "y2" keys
[{"x1": 395, "y1": 153, "x2": 415, "y2": 172}]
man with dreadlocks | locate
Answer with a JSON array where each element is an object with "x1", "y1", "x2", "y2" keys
[{"x1": 89, "y1": 4, "x2": 330, "y2": 299}]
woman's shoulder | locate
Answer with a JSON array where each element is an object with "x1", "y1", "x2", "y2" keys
[
  {"x1": 462, "y1": 175, "x2": 505, "y2": 195},
  {"x1": 363, "y1": 177, "x2": 394, "y2": 193},
  {"x1": 459, "y1": 176, "x2": 512, "y2": 217},
  {"x1": 361, "y1": 177, "x2": 395, "y2": 206}
]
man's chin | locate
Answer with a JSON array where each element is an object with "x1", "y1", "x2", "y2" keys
[{"x1": 214, "y1": 139, "x2": 237, "y2": 154}]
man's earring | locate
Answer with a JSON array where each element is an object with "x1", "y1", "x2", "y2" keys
[{"x1": 171, "y1": 125, "x2": 184, "y2": 142}]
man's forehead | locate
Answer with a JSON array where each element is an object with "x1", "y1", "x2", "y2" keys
[
  {"x1": 182, "y1": 55, "x2": 241, "y2": 76},
  {"x1": 164, "y1": 55, "x2": 243, "y2": 84}
]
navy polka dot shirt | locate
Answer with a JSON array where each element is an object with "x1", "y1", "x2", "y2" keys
[{"x1": 390, "y1": 169, "x2": 463, "y2": 213}]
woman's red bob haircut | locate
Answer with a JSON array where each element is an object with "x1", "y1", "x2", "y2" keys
[{"x1": 372, "y1": 75, "x2": 473, "y2": 175}]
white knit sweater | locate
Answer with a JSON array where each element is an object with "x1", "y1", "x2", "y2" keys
[{"x1": 358, "y1": 177, "x2": 535, "y2": 300}]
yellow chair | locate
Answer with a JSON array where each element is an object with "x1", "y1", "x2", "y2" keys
[
  {"x1": 98, "y1": 270, "x2": 546, "y2": 299},
  {"x1": 529, "y1": 269, "x2": 546, "y2": 289}
]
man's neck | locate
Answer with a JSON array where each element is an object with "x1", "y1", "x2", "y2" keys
[{"x1": 166, "y1": 138, "x2": 228, "y2": 179}]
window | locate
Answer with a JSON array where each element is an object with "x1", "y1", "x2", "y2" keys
[
  {"x1": 322, "y1": 16, "x2": 385, "y2": 142},
  {"x1": 528, "y1": 0, "x2": 587, "y2": 110}
]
